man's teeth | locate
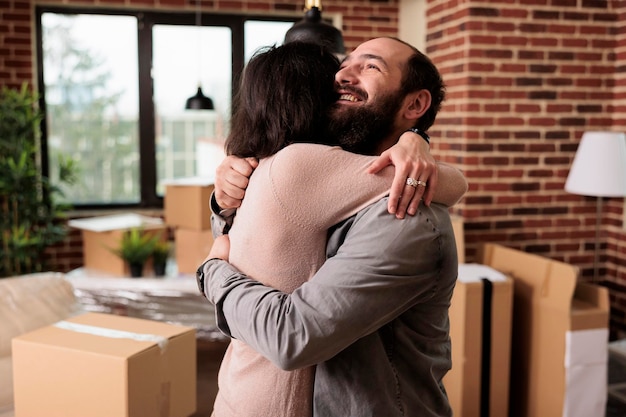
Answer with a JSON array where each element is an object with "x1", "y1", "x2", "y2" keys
[{"x1": 340, "y1": 94, "x2": 359, "y2": 102}]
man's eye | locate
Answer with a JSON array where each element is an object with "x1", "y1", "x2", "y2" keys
[{"x1": 366, "y1": 64, "x2": 380, "y2": 71}]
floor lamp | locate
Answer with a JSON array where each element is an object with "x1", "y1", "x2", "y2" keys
[{"x1": 564, "y1": 131, "x2": 626, "y2": 281}]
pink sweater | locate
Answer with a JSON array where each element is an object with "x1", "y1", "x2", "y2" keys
[{"x1": 212, "y1": 143, "x2": 467, "y2": 417}]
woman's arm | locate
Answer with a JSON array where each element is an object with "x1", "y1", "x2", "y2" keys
[
  {"x1": 211, "y1": 132, "x2": 439, "y2": 218},
  {"x1": 367, "y1": 131, "x2": 436, "y2": 217},
  {"x1": 432, "y1": 162, "x2": 468, "y2": 207}
]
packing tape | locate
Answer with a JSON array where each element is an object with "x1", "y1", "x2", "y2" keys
[{"x1": 54, "y1": 320, "x2": 169, "y2": 351}]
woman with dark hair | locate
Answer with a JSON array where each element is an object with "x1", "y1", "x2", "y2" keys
[
  {"x1": 207, "y1": 42, "x2": 467, "y2": 417},
  {"x1": 225, "y1": 42, "x2": 340, "y2": 158}
]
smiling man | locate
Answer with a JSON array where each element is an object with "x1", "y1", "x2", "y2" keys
[
  {"x1": 328, "y1": 38, "x2": 437, "y2": 158},
  {"x1": 200, "y1": 37, "x2": 461, "y2": 417}
]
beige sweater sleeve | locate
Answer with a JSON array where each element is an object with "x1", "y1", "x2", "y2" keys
[
  {"x1": 434, "y1": 162, "x2": 469, "y2": 206},
  {"x1": 268, "y1": 144, "x2": 468, "y2": 231},
  {"x1": 268, "y1": 143, "x2": 393, "y2": 231}
]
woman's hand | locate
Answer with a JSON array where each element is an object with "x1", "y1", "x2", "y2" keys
[
  {"x1": 367, "y1": 131, "x2": 438, "y2": 218},
  {"x1": 214, "y1": 156, "x2": 259, "y2": 210}
]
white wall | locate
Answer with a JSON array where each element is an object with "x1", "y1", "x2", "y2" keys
[{"x1": 399, "y1": 0, "x2": 427, "y2": 52}]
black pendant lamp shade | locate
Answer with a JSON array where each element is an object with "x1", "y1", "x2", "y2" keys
[
  {"x1": 185, "y1": 1, "x2": 215, "y2": 111},
  {"x1": 186, "y1": 86, "x2": 214, "y2": 110},
  {"x1": 284, "y1": 2, "x2": 345, "y2": 55}
]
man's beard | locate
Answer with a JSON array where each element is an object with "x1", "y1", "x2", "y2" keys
[{"x1": 326, "y1": 89, "x2": 404, "y2": 156}]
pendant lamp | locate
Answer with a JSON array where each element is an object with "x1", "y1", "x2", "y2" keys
[
  {"x1": 185, "y1": 1, "x2": 214, "y2": 110},
  {"x1": 186, "y1": 86, "x2": 214, "y2": 110},
  {"x1": 284, "y1": 0, "x2": 345, "y2": 55}
]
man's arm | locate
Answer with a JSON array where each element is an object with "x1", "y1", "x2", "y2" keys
[{"x1": 201, "y1": 200, "x2": 453, "y2": 370}]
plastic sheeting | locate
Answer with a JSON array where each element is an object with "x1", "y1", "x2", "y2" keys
[{"x1": 66, "y1": 268, "x2": 227, "y2": 343}]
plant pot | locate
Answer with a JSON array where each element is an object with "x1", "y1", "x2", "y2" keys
[
  {"x1": 129, "y1": 262, "x2": 144, "y2": 278},
  {"x1": 154, "y1": 262, "x2": 166, "y2": 277}
]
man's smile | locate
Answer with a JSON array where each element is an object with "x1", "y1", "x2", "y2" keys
[{"x1": 338, "y1": 93, "x2": 361, "y2": 102}]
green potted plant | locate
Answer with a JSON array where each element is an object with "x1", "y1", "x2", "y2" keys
[
  {"x1": 151, "y1": 240, "x2": 170, "y2": 277},
  {"x1": 0, "y1": 83, "x2": 77, "y2": 277},
  {"x1": 111, "y1": 228, "x2": 159, "y2": 277}
]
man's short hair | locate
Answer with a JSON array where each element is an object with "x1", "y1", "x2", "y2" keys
[{"x1": 391, "y1": 37, "x2": 446, "y2": 131}]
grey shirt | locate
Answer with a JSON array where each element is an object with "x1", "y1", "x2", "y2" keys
[{"x1": 203, "y1": 198, "x2": 457, "y2": 417}]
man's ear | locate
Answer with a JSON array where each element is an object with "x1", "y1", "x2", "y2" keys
[{"x1": 402, "y1": 89, "x2": 432, "y2": 122}]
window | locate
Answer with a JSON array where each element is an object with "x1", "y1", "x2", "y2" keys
[{"x1": 37, "y1": 8, "x2": 295, "y2": 207}]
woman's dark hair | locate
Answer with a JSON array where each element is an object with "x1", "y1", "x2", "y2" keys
[{"x1": 225, "y1": 42, "x2": 340, "y2": 158}]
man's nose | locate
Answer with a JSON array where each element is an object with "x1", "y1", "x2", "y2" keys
[{"x1": 335, "y1": 65, "x2": 357, "y2": 85}]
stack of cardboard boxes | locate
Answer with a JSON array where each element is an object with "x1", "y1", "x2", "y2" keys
[
  {"x1": 163, "y1": 178, "x2": 216, "y2": 275},
  {"x1": 479, "y1": 243, "x2": 609, "y2": 417},
  {"x1": 447, "y1": 216, "x2": 610, "y2": 417}
]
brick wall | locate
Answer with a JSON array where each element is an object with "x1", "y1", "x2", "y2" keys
[
  {"x1": 3, "y1": 0, "x2": 626, "y2": 336},
  {"x1": 426, "y1": 0, "x2": 626, "y2": 337}
]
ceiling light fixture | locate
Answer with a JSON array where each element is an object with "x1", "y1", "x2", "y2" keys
[
  {"x1": 284, "y1": 0, "x2": 345, "y2": 56},
  {"x1": 185, "y1": 0, "x2": 214, "y2": 110}
]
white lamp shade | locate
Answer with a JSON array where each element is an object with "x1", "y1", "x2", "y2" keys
[{"x1": 565, "y1": 131, "x2": 626, "y2": 197}]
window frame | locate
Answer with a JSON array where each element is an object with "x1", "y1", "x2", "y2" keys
[{"x1": 35, "y1": 6, "x2": 297, "y2": 209}]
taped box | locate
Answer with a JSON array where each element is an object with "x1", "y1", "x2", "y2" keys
[
  {"x1": 479, "y1": 243, "x2": 609, "y2": 417},
  {"x1": 12, "y1": 312, "x2": 196, "y2": 417},
  {"x1": 164, "y1": 178, "x2": 215, "y2": 231},
  {"x1": 444, "y1": 263, "x2": 513, "y2": 417},
  {"x1": 68, "y1": 213, "x2": 167, "y2": 277}
]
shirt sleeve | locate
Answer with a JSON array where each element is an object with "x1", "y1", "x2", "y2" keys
[
  {"x1": 202, "y1": 199, "x2": 454, "y2": 370},
  {"x1": 209, "y1": 191, "x2": 236, "y2": 237}
]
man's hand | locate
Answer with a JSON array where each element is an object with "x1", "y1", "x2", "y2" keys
[
  {"x1": 204, "y1": 235, "x2": 231, "y2": 262},
  {"x1": 215, "y1": 156, "x2": 259, "y2": 210},
  {"x1": 367, "y1": 132, "x2": 438, "y2": 218}
]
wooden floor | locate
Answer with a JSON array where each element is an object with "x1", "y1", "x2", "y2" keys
[{"x1": 191, "y1": 340, "x2": 229, "y2": 417}]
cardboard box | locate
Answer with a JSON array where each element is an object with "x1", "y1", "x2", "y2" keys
[
  {"x1": 479, "y1": 243, "x2": 609, "y2": 417},
  {"x1": 69, "y1": 214, "x2": 167, "y2": 276},
  {"x1": 444, "y1": 264, "x2": 513, "y2": 417},
  {"x1": 164, "y1": 178, "x2": 215, "y2": 231},
  {"x1": 175, "y1": 228, "x2": 215, "y2": 274},
  {"x1": 451, "y1": 215, "x2": 465, "y2": 263},
  {"x1": 12, "y1": 312, "x2": 196, "y2": 417}
]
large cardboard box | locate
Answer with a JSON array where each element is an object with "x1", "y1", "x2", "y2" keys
[
  {"x1": 69, "y1": 214, "x2": 167, "y2": 276},
  {"x1": 175, "y1": 228, "x2": 215, "y2": 274},
  {"x1": 164, "y1": 178, "x2": 215, "y2": 231},
  {"x1": 12, "y1": 312, "x2": 196, "y2": 417},
  {"x1": 479, "y1": 243, "x2": 609, "y2": 417},
  {"x1": 444, "y1": 263, "x2": 513, "y2": 417}
]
